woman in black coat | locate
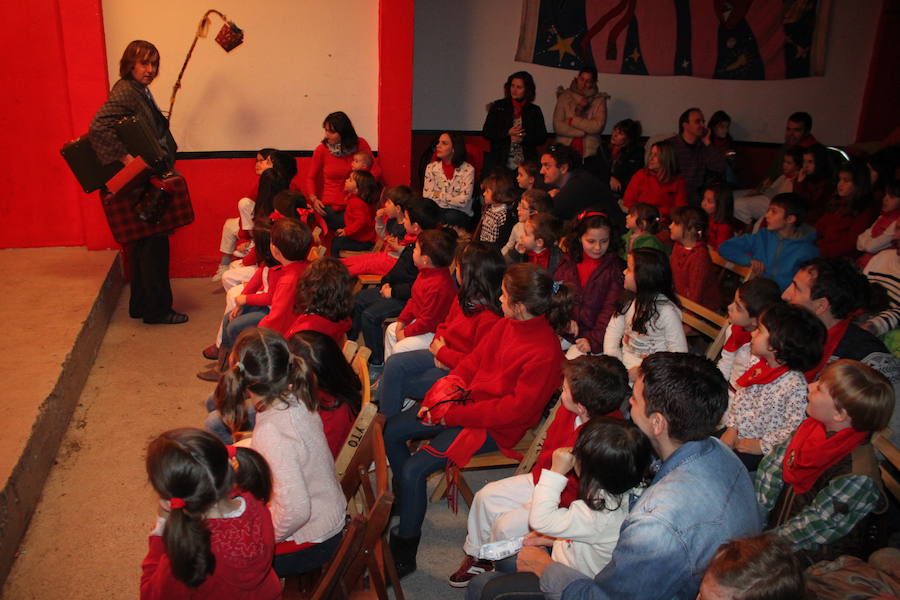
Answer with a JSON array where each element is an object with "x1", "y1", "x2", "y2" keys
[{"x1": 481, "y1": 71, "x2": 547, "y2": 176}]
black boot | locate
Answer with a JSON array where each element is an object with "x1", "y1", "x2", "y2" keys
[{"x1": 389, "y1": 526, "x2": 420, "y2": 579}]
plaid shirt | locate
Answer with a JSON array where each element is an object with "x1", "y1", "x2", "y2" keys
[
  {"x1": 477, "y1": 203, "x2": 511, "y2": 243},
  {"x1": 755, "y1": 441, "x2": 881, "y2": 551}
]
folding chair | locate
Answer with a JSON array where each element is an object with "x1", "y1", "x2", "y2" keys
[
  {"x1": 709, "y1": 247, "x2": 754, "y2": 282},
  {"x1": 677, "y1": 294, "x2": 730, "y2": 361},
  {"x1": 873, "y1": 429, "x2": 900, "y2": 503}
]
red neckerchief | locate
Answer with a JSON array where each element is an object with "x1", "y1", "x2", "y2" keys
[
  {"x1": 871, "y1": 209, "x2": 900, "y2": 237},
  {"x1": 527, "y1": 249, "x2": 550, "y2": 269},
  {"x1": 400, "y1": 232, "x2": 418, "y2": 246},
  {"x1": 735, "y1": 359, "x2": 789, "y2": 388},
  {"x1": 723, "y1": 324, "x2": 752, "y2": 352},
  {"x1": 782, "y1": 418, "x2": 868, "y2": 495},
  {"x1": 441, "y1": 161, "x2": 456, "y2": 181},
  {"x1": 804, "y1": 317, "x2": 852, "y2": 382},
  {"x1": 511, "y1": 98, "x2": 526, "y2": 119}
]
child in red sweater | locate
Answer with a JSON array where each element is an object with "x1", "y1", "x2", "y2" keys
[
  {"x1": 701, "y1": 183, "x2": 735, "y2": 250},
  {"x1": 140, "y1": 428, "x2": 280, "y2": 600},
  {"x1": 287, "y1": 257, "x2": 355, "y2": 344},
  {"x1": 331, "y1": 169, "x2": 379, "y2": 256},
  {"x1": 449, "y1": 355, "x2": 630, "y2": 587},
  {"x1": 669, "y1": 205, "x2": 720, "y2": 310},
  {"x1": 508, "y1": 212, "x2": 563, "y2": 271},
  {"x1": 554, "y1": 212, "x2": 625, "y2": 359},
  {"x1": 342, "y1": 185, "x2": 413, "y2": 276},
  {"x1": 384, "y1": 263, "x2": 573, "y2": 578},
  {"x1": 384, "y1": 228, "x2": 458, "y2": 360}
]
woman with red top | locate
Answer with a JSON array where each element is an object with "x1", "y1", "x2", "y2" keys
[
  {"x1": 384, "y1": 263, "x2": 572, "y2": 579},
  {"x1": 141, "y1": 428, "x2": 280, "y2": 600},
  {"x1": 376, "y1": 241, "x2": 505, "y2": 417},
  {"x1": 622, "y1": 140, "x2": 687, "y2": 223},
  {"x1": 816, "y1": 160, "x2": 877, "y2": 259},
  {"x1": 288, "y1": 330, "x2": 362, "y2": 458},
  {"x1": 306, "y1": 111, "x2": 380, "y2": 231},
  {"x1": 482, "y1": 71, "x2": 548, "y2": 175},
  {"x1": 423, "y1": 131, "x2": 477, "y2": 228},
  {"x1": 669, "y1": 205, "x2": 721, "y2": 311},
  {"x1": 331, "y1": 170, "x2": 379, "y2": 256},
  {"x1": 554, "y1": 212, "x2": 625, "y2": 359}
]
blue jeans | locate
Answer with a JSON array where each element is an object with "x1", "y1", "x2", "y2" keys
[
  {"x1": 220, "y1": 305, "x2": 269, "y2": 350},
  {"x1": 376, "y1": 349, "x2": 449, "y2": 417},
  {"x1": 350, "y1": 287, "x2": 404, "y2": 364},
  {"x1": 272, "y1": 530, "x2": 343, "y2": 577},
  {"x1": 384, "y1": 408, "x2": 498, "y2": 538},
  {"x1": 204, "y1": 394, "x2": 257, "y2": 444}
]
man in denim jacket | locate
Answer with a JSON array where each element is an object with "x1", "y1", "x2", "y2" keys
[{"x1": 513, "y1": 353, "x2": 761, "y2": 600}]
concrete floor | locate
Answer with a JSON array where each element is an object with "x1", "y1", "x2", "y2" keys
[{"x1": 3, "y1": 273, "x2": 508, "y2": 599}]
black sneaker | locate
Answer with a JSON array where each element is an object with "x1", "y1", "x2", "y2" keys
[{"x1": 448, "y1": 555, "x2": 494, "y2": 588}]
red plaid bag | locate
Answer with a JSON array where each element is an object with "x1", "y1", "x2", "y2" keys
[{"x1": 101, "y1": 174, "x2": 194, "y2": 244}]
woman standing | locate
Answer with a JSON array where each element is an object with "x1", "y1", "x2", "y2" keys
[
  {"x1": 482, "y1": 72, "x2": 547, "y2": 176},
  {"x1": 90, "y1": 40, "x2": 187, "y2": 324},
  {"x1": 422, "y1": 132, "x2": 476, "y2": 227},
  {"x1": 305, "y1": 111, "x2": 379, "y2": 231}
]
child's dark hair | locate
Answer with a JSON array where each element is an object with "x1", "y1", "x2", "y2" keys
[
  {"x1": 628, "y1": 202, "x2": 661, "y2": 234},
  {"x1": 784, "y1": 146, "x2": 804, "y2": 171},
  {"x1": 519, "y1": 159, "x2": 545, "y2": 189},
  {"x1": 417, "y1": 228, "x2": 458, "y2": 268},
  {"x1": 481, "y1": 170, "x2": 517, "y2": 204},
  {"x1": 702, "y1": 183, "x2": 734, "y2": 225},
  {"x1": 619, "y1": 247, "x2": 678, "y2": 335},
  {"x1": 272, "y1": 189, "x2": 308, "y2": 222},
  {"x1": 759, "y1": 303, "x2": 826, "y2": 372},
  {"x1": 251, "y1": 217, "x2": 279, "y2": 268},
  {"x1": 564, "y1": 355, "x2": 629, "y2": 417},
  {"x1": 706, "y1": 534, "x2": 805, "y2": 600},
  {"x1": 521, "y1": 188, "x2": 552, "y2": 213},
  {"x1": 736, "y1": 278, "x2": 782, "y2": 318},
  {"x1": 405, "y1": 196, "x2": 442, "y2": 231},
  {"x1": 351, "y1": 169, "x2": 380, "y2": 205},
  {"x1": 708, "y1": 110, "x2": 731, "y2": 137},
  {"x1": 769, "y1": 192, "x2": 806, "y2": 225},
  {"x1": 502, "y1": 263, "x2": 572, "y2": 335},
  {"x1": 254, "y1": 166, "x2": 292, "y2": 219},
  {"x1": 613, "y1": 118, "x2": 643, "y2": 146},
  {"x1": 564, "y1": 212, "x2": 618, "y2": 262},
  {"x1": 215, "y1": 328, "x2": 316, "y2": 433},
  {"x1": 527, "y1": 213, "x2": 561, "y2": 247},
  {"x1": 802, "y1": 144, "x2": 832, "y2": 183},
  {"x1": 671, "y1": 205, "x2": 708, "y2": 243},
  {"x1": 288, "y1": 331, "x2": 361, "y2": 416},
  {"x1": 384, "y1": 185, "x2": 415, "y2": 210},
  {"x1": 294, "y1": 257, "x2": 357, "y2": 321},
  {"x1": 271, "y1": 218, "x2": 312, "y2": 262},
  {"x1": 573, "y1": 418, "x2": 651, "y2": 512},
  {"x1": 146, "y1": 428, "x2": 273, "y2": 587},
  {"x1": 456, "y1": 241, "x2": 505, "y2": 316},
  {"x1": 833, "y1": 159, "x2": 874, "y2": 217}
]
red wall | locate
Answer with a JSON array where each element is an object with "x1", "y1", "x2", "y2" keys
[{"x1": 1, "y1": 0, "x2": 415, "y2": 278}]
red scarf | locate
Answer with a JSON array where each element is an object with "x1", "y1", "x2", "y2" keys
[
  {"x1": 442, "y1": 161, "x2": 456, "y2": 181},
  {"x1": 527, "y1": 249, "x2": 550, "y2": 269},
  {"x1": 723, "y1": 324, "x2": 752, "y2": 352},
  {"x1": 782, "y1": 418, "x2": 868, "y2": 494},
  {"x1": 871, "y1": 209, "x2": 900, "y2": 237},
  {"x1": 804, "y1": 317, "x2": 851, "y2": 382},
  {"x1": 511, "y1": 98, "x2": 525, "y2": 119},
  {"x1": 400, "y1": 232, "x2": 419, "y2": 246},
  {"x1": 735, "y1": 359, "x2": 789, "y2": 389}
]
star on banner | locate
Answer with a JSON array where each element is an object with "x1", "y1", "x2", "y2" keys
[{"x1": 549, "y1": 33, "x2": 576, "y2": 63}]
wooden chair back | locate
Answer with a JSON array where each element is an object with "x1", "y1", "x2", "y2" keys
[
  {"x1": 709, "y1": 247, "x2": 753, "y2": 281},
  {"x1": 873, "y1": 430, "x2": 900, "y2": 503},
  {"x1": 351, "y1": 345, "x2": 372, "y2": 406},
  {"x1": 677, "y1": 294, "x2": 730, "y2": 361},
  {"x1": 342, "y1": 339, "x2": 359, "y2": 363}
]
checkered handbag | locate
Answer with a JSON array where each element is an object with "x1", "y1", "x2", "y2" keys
[{"x1": 101, "y1": 174, "x2": 194, "y2": 244}]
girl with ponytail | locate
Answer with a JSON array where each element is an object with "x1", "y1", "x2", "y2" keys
[
  {"x1": 141, "y1": 427, "x2": 279, "y2": 599},
  {"x1": 383, "y1": 262, "x2": 572, "y2": 579},
  {"x1": 215, "y1": 327, "x2": 347, "y2": 577}
]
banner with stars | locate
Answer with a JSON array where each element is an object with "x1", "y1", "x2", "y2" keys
[{"x1": 515, "y1": 0, "x2": 830, "y2": 79}]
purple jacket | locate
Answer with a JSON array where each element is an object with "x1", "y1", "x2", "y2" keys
[{"x1": 554, "y1": 252, "x2": 625, "y2": 353}]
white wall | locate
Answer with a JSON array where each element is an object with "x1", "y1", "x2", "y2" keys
[
  {"x1": 101, "y1": 0, "x2": 379, "y2": 152},
  {"x1": 412, "y1": 0, "x2": 880, "y2": 145}
]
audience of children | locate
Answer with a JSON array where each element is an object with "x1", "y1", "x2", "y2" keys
[
  {"x1": 450, "y1": 355, "x2": 631, "y2": 587},
  {"x1": 554, "y1": 212, "x2": 625, "y2": 358},
  {"x1": 606, "y1": 118, "x2": 644, "y2": 198},
  {"x1": 816, "y1": 160, "x2": 877, "y2": 259},
  {"x1": 376, "y1": 241, "x2": 505, "y2": 418},
  {"x1": 422, "y1": 131, "x2": 477, "y2": 227},
  {"x1": 331, "y1": 169, "x2": 379, "y2": 256},
  {"x1": 141, "y1": 428, "x2": 280, "y2": 600},
  {"x1": 286, "y1": 256, "x2": 355, "y2": 343},
  {"x1": 622, "y1": 140, "x2": 688, "y2": 223},
  {"x1": 384, "y1": 263, "x2": 572, "y2": 579},
  {"x1": 507, "y1": 212, "x2": 563, "y2": 271},
  {"x1": 474, "y1": 170, "x2": 517, "y2": 250},
  {"x1": 721, "y1": 303, "x2": 826, "y2": 471},
  {"x1": 620, "y1": 202, "x2": 668, "y2": 259},
  {"x1": 501, "y1": 188, "x2": 552, "y2": 257},
  {"x1": 700, "y1": 183, "x2": 735, "y2": 250},
  {"x1": 669, "y1": 205, "x2": 720, "y2": 310},
  {"x1": 383, "y1": 228, "x2": 458, "y2": 360},
  {"x1": 719, "y1": 193, "x2": 819, "y2": 291},
  {"x1": 604, "y1": 247, "x2": 688, "y2": 375}
]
